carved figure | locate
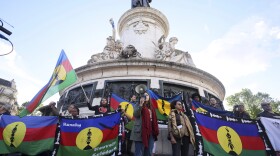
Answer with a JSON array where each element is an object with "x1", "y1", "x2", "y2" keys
[
  {"x1": 154, "y1": 36, "x2": 196, "y2": 67},
  {"x1": 120, "y1": 45, "x2": 141, "y2": 59},
  {"x1": 87, "y1": 18, "x2": 125, "y2": 63},
  {"x1": 131, "y1": 0, "x2": 152, "y2": 8},
  {"x1": 155, "y1": 36, "x2": 177, "y2": 61}
]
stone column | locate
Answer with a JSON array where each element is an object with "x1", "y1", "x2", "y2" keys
[{"x1": 118, "y1": 7, "x2": 169, "y2": 59}]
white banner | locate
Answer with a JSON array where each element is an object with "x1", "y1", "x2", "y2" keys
[{"x1": 260, "y1": 117, "x2": 280, "y2": 151}]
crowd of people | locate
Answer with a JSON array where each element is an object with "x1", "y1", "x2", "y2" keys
[{"x1": 0, "y1": 91, "x2": 279, "y2": 156}]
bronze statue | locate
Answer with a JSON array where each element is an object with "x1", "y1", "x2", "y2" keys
[{"x1": 132, "y1": 0, "x2": 152, "y2": 8}]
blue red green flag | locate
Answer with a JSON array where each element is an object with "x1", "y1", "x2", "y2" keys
[
  {"x1": 110, "y1": 93, "x2": 135, "y2": 119},
  {"x1": 19, "y1": 50, "x2": 77, "y2": 117},
  {"x1": 57, "y1": 112, "x2": 121, "y2": 156},
  {"x1": 147, "y1": 89, "x2": 182, "y2": 124},
  {"x1": 192, "y1": 100, "x2": 234, "y2": 117},
  {"x1": 0, "y1": 115, "x2": 58, "y2": 155},
  {"x1": 194, "y1": 111, "x2": 267, "y2": 156},
  {"x1": 110, "y1": 93, "x2": 136, "y2": 131}
]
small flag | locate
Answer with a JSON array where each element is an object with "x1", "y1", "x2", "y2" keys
[
  {"x1": 147, "y1": 90, "x2": 182, "y2": 123},
  {"x1": 110, "y1": 93, "x2": 135, "y2": 119},
  {"x1": 192, "y1": 100, "x2": 234, "y2": 117}
]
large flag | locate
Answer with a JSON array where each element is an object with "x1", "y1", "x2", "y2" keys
[
  {"x1": 0, "y1": 115, "x2": 58, "y2": 155},
  {"x1": 147, "y1": 89, "x2": 182, "y2": 124},
  {"x1": 260, "y1": 117, "x2": 280, "y2": 151},
  {"x1": 192, "y1": 100, "x2": 234, "y2": 117},
  {"x1": 57, "y1": 112, "x2": 121, "y2": 156},
  {"x1": 19, "y1": 50, "x2": 77, "y2": 117},
  {"x1": 194, "y1": 112, "x2": 267, "y2": 156}
]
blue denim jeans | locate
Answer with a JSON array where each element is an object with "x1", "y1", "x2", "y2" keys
[{"x1": 134, "y1": 136, "x2": 154, "y2": 156}]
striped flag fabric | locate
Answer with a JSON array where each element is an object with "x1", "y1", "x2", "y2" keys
[
  {"x1": 57, "y1": 112, "x2": 121, "y2": 156},
  {"x1": 110, "y1": 93, "x2": 135, "y2": 120},
  {"x1": 19, "y1": 50, "x2": 77, "y2": 117},
  {"x1": 0, "y1": 115, "x2": 58, "y2": 155},
  {"x1": 192, "y1": 100, "x2": 234, "y2": 117},
  {"x1": 194, "y1": 112, "x2": 267, "y2": 156},
  {"x1": 147, "y1": 89, "x2": 182, "y2": 124}
]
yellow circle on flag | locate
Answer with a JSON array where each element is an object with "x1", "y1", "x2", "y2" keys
[
  {"x1": 3, "y1": 122, "x2": 26, "y2": 148},
  {"x1": 119, "y1": 102, "x2": 134, "y2": 119},
  {"x1": 50, "y1": 65, "x2": 67, "y2": 86},
  {"x1": 217, "y1": 126, "x2": 242, "y2": 155},
  {"x1": 76, "y1": 127, "x2": 103, "y2": 150},
  {"x1": 156, "y1": 99, "x2": 170, "y2": 116},
  {"x1": 196, "y1": 107, "x2": 207, "y2": 113}
]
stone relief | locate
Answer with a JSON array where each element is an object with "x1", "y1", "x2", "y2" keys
[
  {"x1": 133, "y1": 20, "x2": 149, "y2": 34},
  {"x1": 87, "y1": 19, "x2": 142, "y2": 64},
  {"x1": 119, "y1": 45, "x2": 141, "y2": 59},
  {"x1": 154, "y1": 35, "x2": 196, "y2": 67}
]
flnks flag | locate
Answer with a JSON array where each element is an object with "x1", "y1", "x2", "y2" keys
[
  {"x1": 194, "y1": 112, "x2": 267, "y2": 156},
  {"x1": 110, "y1": 93, "x2": 135, "y2": 119},
  {"x1": 57, "y1": 112, "x2": 121, "y2": 156},
  {"x1": 147, "y1": 90, "x2": 182, "y2": 123},
  {"x1": 0, "y1": 115, "x2": 58, "y2": 155},
  {"x1": 192, "y1": 100, "x2": 234, "y2": 117},
  {"x1": 19, "y1": 50, "x2": 77, "y2": 117},
  {"x1": 110, "y1": 93, "x2": 136, "y2": 131}
]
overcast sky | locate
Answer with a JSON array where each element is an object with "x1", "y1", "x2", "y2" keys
[{"x1": 1, "y1": 0, "x2": 280, "y2": 109}]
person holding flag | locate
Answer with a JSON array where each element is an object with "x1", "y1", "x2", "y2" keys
[
  {"x1": 130, "y1": 93, "x2": 159, "y2": 156},
  {"x1": 19, "y1": 50, "x2": 77, "y2": 117}
]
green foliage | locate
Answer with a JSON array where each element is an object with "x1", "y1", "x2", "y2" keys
[{"x1": 226, "y1": 88, "x2": 280, "y2": 119}]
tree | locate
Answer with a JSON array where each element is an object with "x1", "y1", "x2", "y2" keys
[{"x1": 226, "y1": 88, "x2": 280, "y2": 119}]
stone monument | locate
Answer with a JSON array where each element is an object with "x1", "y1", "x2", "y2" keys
[{"x1": 58, "y1": 3, "x2": 225, "y2": 155}]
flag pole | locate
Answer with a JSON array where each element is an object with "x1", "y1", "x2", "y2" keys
[{"x1": 80, "y1": 84, "x2": 90, "y2": 103}]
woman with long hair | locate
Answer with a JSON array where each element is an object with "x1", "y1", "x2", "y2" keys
[
  {"x1": 168, "y1": 100, "x2": 195, "y2": 156},
  {"x1": 130, "y1": 92, "x2": 159, "y2": 156},
  {"x1": 87, "y1": 97, "x2": 111, "y2": 115}
]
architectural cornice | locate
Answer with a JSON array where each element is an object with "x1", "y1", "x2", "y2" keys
[{"x1": 76, "y1": 59, "x2": 225, "y2": 98}]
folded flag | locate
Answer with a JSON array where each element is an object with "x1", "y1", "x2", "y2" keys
[
  {"x1": 0, "y1": 115, "x2": 58, "y2": 155},
  {"x1": 260, "y1": 117, "x2": 280, "y2": 151},
  {"x1": 192, "y1": 100, "x2": 234, "y2": 117},
  {"x1": 19, "y1": 50, "x2": 77, "y2": 117},
  {"x1": 57, "y1": 112, "x2": 121, "y2": 156},
  {"x1": 194, "y1": 112, "x2": 267, "y2": 156},
  {"x1": 147, "y1": 89, "x2": 182, "y2": 123}
]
